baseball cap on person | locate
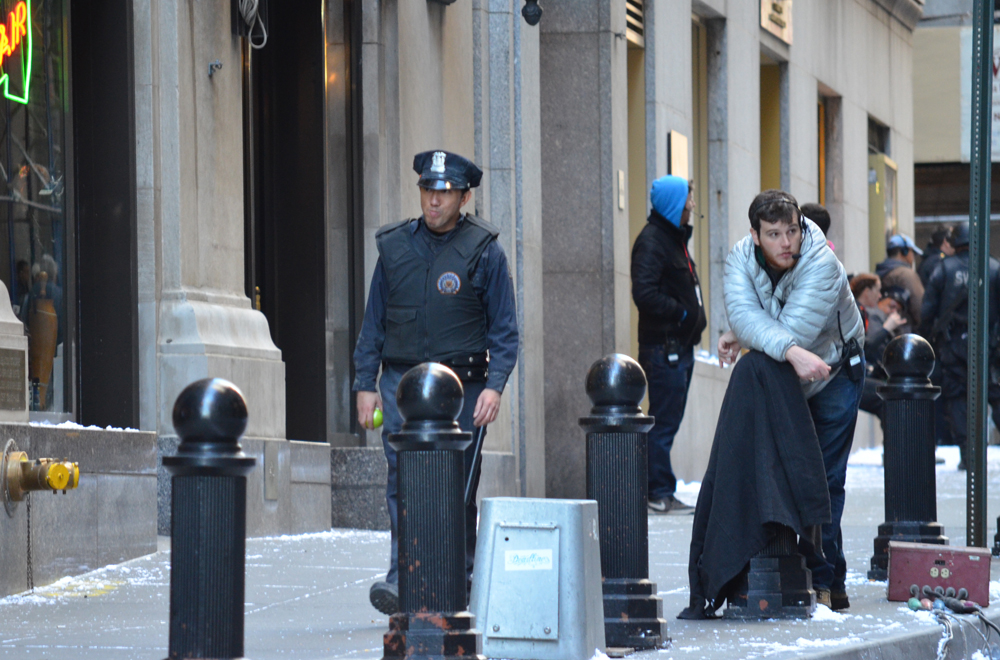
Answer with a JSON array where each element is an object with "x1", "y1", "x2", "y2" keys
[
  {"x1": 886, "y1": 234, "x2": 924, "y2": 257},
  {"x1": 880, "y1": 285, "x2": 911, "y2": 308}
]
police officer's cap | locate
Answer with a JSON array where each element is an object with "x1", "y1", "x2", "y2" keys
[
  {"x1": 413, "y1": 150, "x2": 483, "y2": 191},
  {"x1": 951, "y1": 222, "x2": 970, "y2": 248}
]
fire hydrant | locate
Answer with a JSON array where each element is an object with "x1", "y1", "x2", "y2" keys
[{"x1": 2, "y1": 439, "x2": 79, "y2": 513}]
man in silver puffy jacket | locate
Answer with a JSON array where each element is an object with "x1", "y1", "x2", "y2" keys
[{"x1": 717, "y1": 190, "x2": 865, "y2": 611}]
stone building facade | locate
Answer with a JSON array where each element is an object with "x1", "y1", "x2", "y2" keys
[{"x1": 0, "y1": 0, "x2": 923, "y2": 564}]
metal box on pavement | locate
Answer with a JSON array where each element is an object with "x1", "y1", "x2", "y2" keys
[
  {"x1": 887, "y1": 541, "x2": 991, "y2": 605},
  {"x1": 469, "y1": 497, "x2": 605, "y2": 660}
]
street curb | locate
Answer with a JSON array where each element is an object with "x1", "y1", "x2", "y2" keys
[{"x1": 799, "y1": 609, "x2": 1000, "y2": 660}]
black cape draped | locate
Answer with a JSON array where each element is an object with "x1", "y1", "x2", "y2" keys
[{"x1": 681, "y1": 351, "x2": 831, "y2": 617}]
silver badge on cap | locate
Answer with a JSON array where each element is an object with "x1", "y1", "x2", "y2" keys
[{"x1": 431, "y1": 151, "x2": 446, "y2": 174}]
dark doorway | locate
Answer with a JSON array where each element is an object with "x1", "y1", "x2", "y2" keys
[
  {"x1": 249, "y1": 1, "x2": 327, "y2": 443},
  {"x1": 72, "y1": 0, "x2": 139, "y2": 428}
]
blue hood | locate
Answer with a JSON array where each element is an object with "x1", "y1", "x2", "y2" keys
[{"x1": 650, "y1": 175, "x2": 688, "y2": 227}]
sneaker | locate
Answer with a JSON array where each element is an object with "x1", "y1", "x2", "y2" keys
[
  {"x1": 831, "y1": 590, "x2": 850, "y2": 611},
  {"x1": 815, "y1": 588, "x2": 832, "y2": 609},
  {"x1": 665, "y1": 495, "x2": 695, "y2": 515},
  {"x1": 649, "y1": 495, "x2": 695, "y2": 515},
  {"x1": 369, "y1": 581, "x2": 398, "y2": 615}
]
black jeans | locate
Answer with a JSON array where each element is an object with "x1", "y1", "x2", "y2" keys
[{"x1": 638, "y1": 344, "x2": 694, "y2": 501}]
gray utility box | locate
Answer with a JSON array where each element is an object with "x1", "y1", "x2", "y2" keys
[{"x1": 469, "y1": 497, "x2": 605, "y2": 660}]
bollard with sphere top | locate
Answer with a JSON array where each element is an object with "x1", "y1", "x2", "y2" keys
[
  {"x1": 163, "y1": 378, "x2": 257, "y2": 660},
  {"x1": 579, "y1": 354, "x2": 668, "y2": 650},
  {"x1": 869, "y1": 334, "x2": 948, "y2": 580},
  {"x1": 382, "y1": 363, "x2": 484, "y2": 660}
]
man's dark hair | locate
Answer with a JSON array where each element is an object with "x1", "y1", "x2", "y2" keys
[
  {"x1": 886, "y1": 246, "x2": 909, "y2": 258},
  {"x1": 929, "y1": 226, "x2": 952, "y2": 250},
  {"x1": 800, "y1": 203, "x2": 830, "y2": 236},
  {"x1": 748, "y1": 189, "x2": 800, "y2": 233}
]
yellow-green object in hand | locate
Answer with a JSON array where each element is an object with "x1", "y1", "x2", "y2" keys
[{"x1": 373, "y1": 408, "x2": 383, "y2": 428}]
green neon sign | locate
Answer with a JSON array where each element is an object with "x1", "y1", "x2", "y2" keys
[{"x1": 0, "y1": 1, "x2": 30, "y2": 105}]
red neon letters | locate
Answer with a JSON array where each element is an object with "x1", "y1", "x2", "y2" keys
[{"x1": 0, "y1": 2, "x2": 27, "y2": 71}]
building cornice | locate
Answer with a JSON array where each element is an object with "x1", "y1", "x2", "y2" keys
[{"x1": 872, "y1": 0, "x2": 925, "y2": 31}]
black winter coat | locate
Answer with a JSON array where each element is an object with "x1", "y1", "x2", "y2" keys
[{"x1": 630, "y1": 210, "x2": 707, "y2": 347}]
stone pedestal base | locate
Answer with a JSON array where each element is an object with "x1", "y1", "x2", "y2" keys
[
  {"x1": 724, "y1": 555, "x2": 815, "y2": 620},
  {"x1": 602, "y1": 578, "x2": 668, "y2": 649},
  {"x1": 383, "y1": 611, "x2": 484, "y2": 660},
  {"x1": 725, "y1": 526, "x2": 814, "y2": 620},
  {"x1": 868, "y1": 521, "x2": 947, "y2": 580}
]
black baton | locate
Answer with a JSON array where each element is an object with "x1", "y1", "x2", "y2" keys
[{"x1": 464, "y1": 424, "x2": 486, "y2": 507}]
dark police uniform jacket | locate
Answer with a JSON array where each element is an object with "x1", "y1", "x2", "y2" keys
[
  {"x1": 377, "y1": 214, "x2": 496, "y2": 365},
  {"x1": 920, "y1": 251, "x2": 1000, "y2": 398},
  {"x1": 352, "y1": 215, "x2": 519, "y2": 394}
]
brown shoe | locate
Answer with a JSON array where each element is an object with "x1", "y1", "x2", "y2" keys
[
  {"x1": 815, "y1": 588, "x2": 832, "y2": 609},
  {"x1": 831, "y1": 590, "x2": 850, "y2": 611}
]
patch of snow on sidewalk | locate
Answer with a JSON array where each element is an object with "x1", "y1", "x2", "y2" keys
[
  {"x1": 848, "y1": 446, "x2": 883, "y2": 466},
  {"x1": 258, "y1": 528, "x2": 388, "y2": 542},
  {"x1": 811, "y1": 604, "x2": 850, "y2": 622}
]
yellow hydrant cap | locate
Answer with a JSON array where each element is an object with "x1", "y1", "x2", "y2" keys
[{"x1": 46, "y1": 463, "x2": 70, "y2": 490}]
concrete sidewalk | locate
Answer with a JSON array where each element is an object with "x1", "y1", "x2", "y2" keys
[{"x1": 2, "y1": 447, "x2": 1000, "y2": 659}]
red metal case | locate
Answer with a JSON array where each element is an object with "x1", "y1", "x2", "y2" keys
[{"x1": 887, "y1": 541, "x2": 991, "y2": 606}]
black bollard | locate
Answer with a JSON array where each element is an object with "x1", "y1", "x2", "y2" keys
[
  {"x1": 869, "y1": 335, "x2": 948, "y2": 580},
  {"x1": 993, "y1": 517, "x2": 1000, "y2": 557},
  {"x1": 163, "y1": 378, "x2": 256, "y2": 660},
  {"x1": 723, "y1": 525, "x2": 815, "y2": 619},
  {"x1": 580, "y1": 354, "x2": 668, "y2": 650},
  {"x1": 382, "y1": 363, "x2": 483, "y2": 660}
]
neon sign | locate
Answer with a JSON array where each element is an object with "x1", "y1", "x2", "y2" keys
[{"x1": 0, "y1": 1, "x2": 30, "y2": 105}]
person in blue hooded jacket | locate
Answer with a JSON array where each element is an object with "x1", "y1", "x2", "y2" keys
[{"x1": 630, "y1": 175, "x2": 706, "y2": 514}]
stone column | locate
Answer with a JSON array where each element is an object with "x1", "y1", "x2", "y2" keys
[
  {"x1": 540, "y1": 0, "x2": 630, "y2": 498},
  {"x1": 140, "y1": 0, "x2": 288, "y2": 534},
  {"x1": 473, "y1": 0, "x2": 546, "y2": 497}
]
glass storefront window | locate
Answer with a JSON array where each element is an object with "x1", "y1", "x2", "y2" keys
[{"x1": 0, "y1": 0, "x2": 70, "y2": 414}]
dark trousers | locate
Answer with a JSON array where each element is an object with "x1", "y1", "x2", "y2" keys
[
  {"x1": 798, "y1": 365, "x2": 864, "y2": 592},
  {"x1": 941, "y1": 363, "x2": 1000, "y2": 464},
  {"x1": 638, "y1": 344, "x2": 695, "y2": 501},
  {"x1": 379, "y1": 363, "x2": 485, "y2": 585},
  {"x1": 858, "y1": 376, "x2": 884, "y2": 431},
  {"x1": 943, "y1": 396, "x2": 1000, "y2": 464}
]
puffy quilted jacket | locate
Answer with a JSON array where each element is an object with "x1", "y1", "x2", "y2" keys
[{"x1": 724, "y1": 217, "x2": 865, "y2": 398}]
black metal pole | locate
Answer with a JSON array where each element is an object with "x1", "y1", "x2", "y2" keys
[
  {"x1": 869, "y1": 335, "x2": 948, "y2": 579},
  {"x1": 967, "y1": 0, "x2": 994, "y2": 548},
  {"x1": 163, "y1": 378, "x2": 257, "y2": 660},
  {"x1": 579, "y1": 354, "x2": 667, "y2": 649},
  {"x1": 383, "y1": 363, "x2": 483, "y2": 660}
]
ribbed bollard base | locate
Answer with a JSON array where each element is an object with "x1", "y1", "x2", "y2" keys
[
  {"x1": 383, "y1": 611, "x2": 484, "y2": 659},
  {"x1": 168, "y1": 476, "x2": 247, "y2": 660},
  {"x1": 397, "y1": 450, "x2": 467, "y2": 613},
  {"x1": 602, "y1": 578, "x2": 668, "y2": 649},
  {"x1": 724, "y1": 528, "x2": 814, "y2": 620},
  {"x1": 868, "y1": 521, "x2": 947, "y2": 580}
]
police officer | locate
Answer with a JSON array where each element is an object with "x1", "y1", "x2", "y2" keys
[
  {"x1": 353, "y1": 150, "x2": 519, "y2": 615},
  {"x1": 920, "y1": 222, "x2": 1000, "y2": 470}
]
